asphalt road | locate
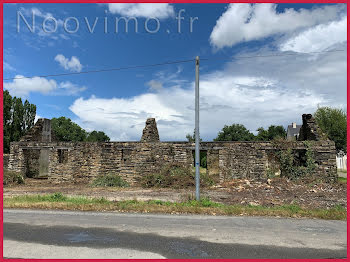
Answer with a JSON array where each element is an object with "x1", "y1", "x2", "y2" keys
[{"x1": 3, "y1": 209, "x2": 347, "y2": 259}]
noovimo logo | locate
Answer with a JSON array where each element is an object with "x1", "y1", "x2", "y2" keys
[{"x1": 17, "y1": 9, "x2": 199, "y2": 35}]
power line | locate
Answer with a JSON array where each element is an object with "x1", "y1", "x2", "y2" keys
[
  {"x1": 3, "y1": 49, "x2": 345, "y2": 81},
  {"x1": 3, "y1": 58, "x2": 194, "y2": 81},
  {"x1": 201, "y1": 49, "x2": 346, "y2": 62}
]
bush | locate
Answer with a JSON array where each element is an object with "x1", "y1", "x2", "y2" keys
[
  {"x1": 3, "y1": 170, "x2": 24, "y2": 186},
  {"x1": 277, "y1": 142, "x2": 316, "y2": 180},
  {"x1": 139, "y1": 163, "x2": 214, "y2": 189},
  {"x1": 200, "y1": 155, "x2": 207, "y2": 168},
  {"x1": 90, "y1": 174, "x2": 130, "y2": 188}
]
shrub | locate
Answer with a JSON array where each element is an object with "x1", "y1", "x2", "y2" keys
[
  {"x1": 201, "y1": 155, "x2": 207, "y2": 168},
  {"x1": 276, "y1": 141, "x2": 316, "y2": 180},
  {"x1": 139, "y1": 163, "x2": 214, "y2": 189},
  {"x1": 90, "y1": 174, "x2": 130, "y2": 188},
  {"x1": 3, "y1": 170, "x2": 24, "y2": 186}
]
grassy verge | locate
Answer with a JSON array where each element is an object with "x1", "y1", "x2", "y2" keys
[{"x1": 3, "y1": 193, "x2": 346, "y2": 220}]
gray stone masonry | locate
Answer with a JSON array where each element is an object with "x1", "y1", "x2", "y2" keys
[
  {"x1": 141, "y1": 118, "x2": 160, "y2": 142},
  {"x1": 7, "y1": 115, "x2": 337, "y2": 183}
]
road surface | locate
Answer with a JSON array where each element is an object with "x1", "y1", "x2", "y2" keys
[{"x1": 3, "y1": 209, "x2": 347, "y2": 259}]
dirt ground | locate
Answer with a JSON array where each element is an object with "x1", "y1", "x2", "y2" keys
[{"x1": 4, "y1": 177, "x2": 346, "y2": 209}]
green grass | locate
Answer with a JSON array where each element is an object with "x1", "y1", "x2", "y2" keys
[
  {"x1": 4, "y1": 193, "x2": 346, "y2": 220},
  {"x1": 338, "y1": 177, "x2": 347, "y2": 184}
]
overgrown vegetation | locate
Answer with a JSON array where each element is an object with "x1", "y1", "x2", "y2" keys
[
  {"x1": 314, "y1": 106, "x2": 347, "y2": 152},
  {"x1": 4, "y1": 193, "x2": 346, "y2": 220},
  {"x1": 90, "y1": 174, "x2": 130, "y2": 188},
  {"x1": 3, "y1": 170, "x2": 25, "y2": 186},
  {"x1": 274, "y1": 141, "x2": 316, "y2": 180},
  {"x1": 139, "y1": 163, "x2": 214, "y2": 188}
]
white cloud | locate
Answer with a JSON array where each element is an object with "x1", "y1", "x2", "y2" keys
[
  {"x1": 54, "y1": 54, "x2": 83, "y2": 72},
  {"x1": 106, "y1": 4, "x2": 174, "y2": 19},
  {"x1": 4, "y1": 76, "x2": 86, "y2": 97},
  {"x1": 69, "y1": 44, "x2": 346, "y2": 142},
  {"x1": 57, "y1": 81, "x2": 87, "y2": 95},
  {"x1": 69, "y1": 74, "x2": 326, "y2": 141},
  {"x1": 210, "y1": 3, "x2": 345, "y2": 49},
  {"x1": 146, "y1": 80, "x2": 163, "y2": 91},
  {"x1": 280, "y1": 16, "x2": 346, "y2": 53},
  {"x1": 4, "y1": 76, "x2": 57, "y2": 96},
  {"x1": 70, "y1": 93, "x2": 183, "y2": 141}
]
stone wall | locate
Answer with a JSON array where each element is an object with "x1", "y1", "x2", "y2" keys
[
  {"x1": 8, "y1": 140, "x2": 337, "y2": 183},
  {"x1": 3, "y1": 154, "x2": 9, "y2": 169},
  {"x1": 8, "y1": 141, "x2": 194, "y2": 183},
  {"x1": 7, "y1": 114, "x2": 338, "y2": 184}
]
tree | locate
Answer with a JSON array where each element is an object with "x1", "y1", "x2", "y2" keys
[
  {"x1": 314, "y1": 106, "x2": 347, "y2": 152},
  {"x1": 12, "y1": 97, "x2": 25, "y2": 142},
  {"x1": 51, "y1": 117, "x2": 87, "y2": 142},
  {"x1": 214, "y1": 124, "x2": 255, "y2": 141},
  {"x1": 256, "y1": 125, "x2": 286, "y2": 141},
  {"x1": 51, "y1": 117, "x2": 111, "y2": 142},
  {"x1": 86, "y1": 131, "x2": 110, "y2": 142},
  {"x1": 23, "y1": 100, "x2": 36, "y2": 131},
  {"x1": 3, "y1": 91, "x2": 36, "y2": 153},
  {"x1": 3, "y1": 91, "x2": 12, "y2": 153},
  {"x1": 186, "y1": 129, "x2": 202, "y2": 142}
]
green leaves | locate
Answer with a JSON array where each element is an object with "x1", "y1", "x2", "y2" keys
[
  {"x1": 51, "y1": 117, "x2": 87, "y2": 142},
  {"x1": 214, "y1": 123, "x2": 286, "y2": 142},
  {"x1": 51, "y1": 117, "x2": 110, "y2": 142},
  {"x1": 3, "y1": 91, "x2": 36, "y2": 153},
  {"x1": 256, "y1": 125, "x2": 286, "y2": 141},
  {"x1": 214, "y1": 124, "x2": 255, "y2": 141},
  {"x1": 86, "y1": 130, "x2": 110, "y2": 142},
  {"x1": 314, "y1": 106, "x2": 347, "y2": 152}
]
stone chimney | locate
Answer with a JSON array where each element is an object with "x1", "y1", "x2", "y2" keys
[
  {"x1": 141, "y1": 118, "x2": 160, "y2": 142},
  {"x1": 20, "y1": 118, "x2": 56, "y2": 142},
  {"x1": 298, "y1": 114, "x2": 326, "y2": 141},
  {"x1": 292, "y1": 122, "x2": 296, "y2": 128}
]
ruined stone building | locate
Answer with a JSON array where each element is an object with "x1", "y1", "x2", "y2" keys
[{"x1": 6, "y1": 114, "x2": 337, "y2": 183}]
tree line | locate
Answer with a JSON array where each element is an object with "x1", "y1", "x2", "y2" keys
[
  {"x1": 187, "y1": 124, "x2": 287, "y2": 143},
  {"x1": 3, "y1": 91, "x2": 110, "y2": 153},
  {"x1": 187, "y1": 107, "x2": 347, "y2": 153}
]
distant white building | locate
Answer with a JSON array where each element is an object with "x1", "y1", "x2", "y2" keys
[{"x1": 336, "y1": 150, "x2": 347, "y2": 171}]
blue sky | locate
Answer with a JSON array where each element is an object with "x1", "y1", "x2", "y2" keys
[{"x1": 3, "y1": 3, "x2": 347, "y2": 141}]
